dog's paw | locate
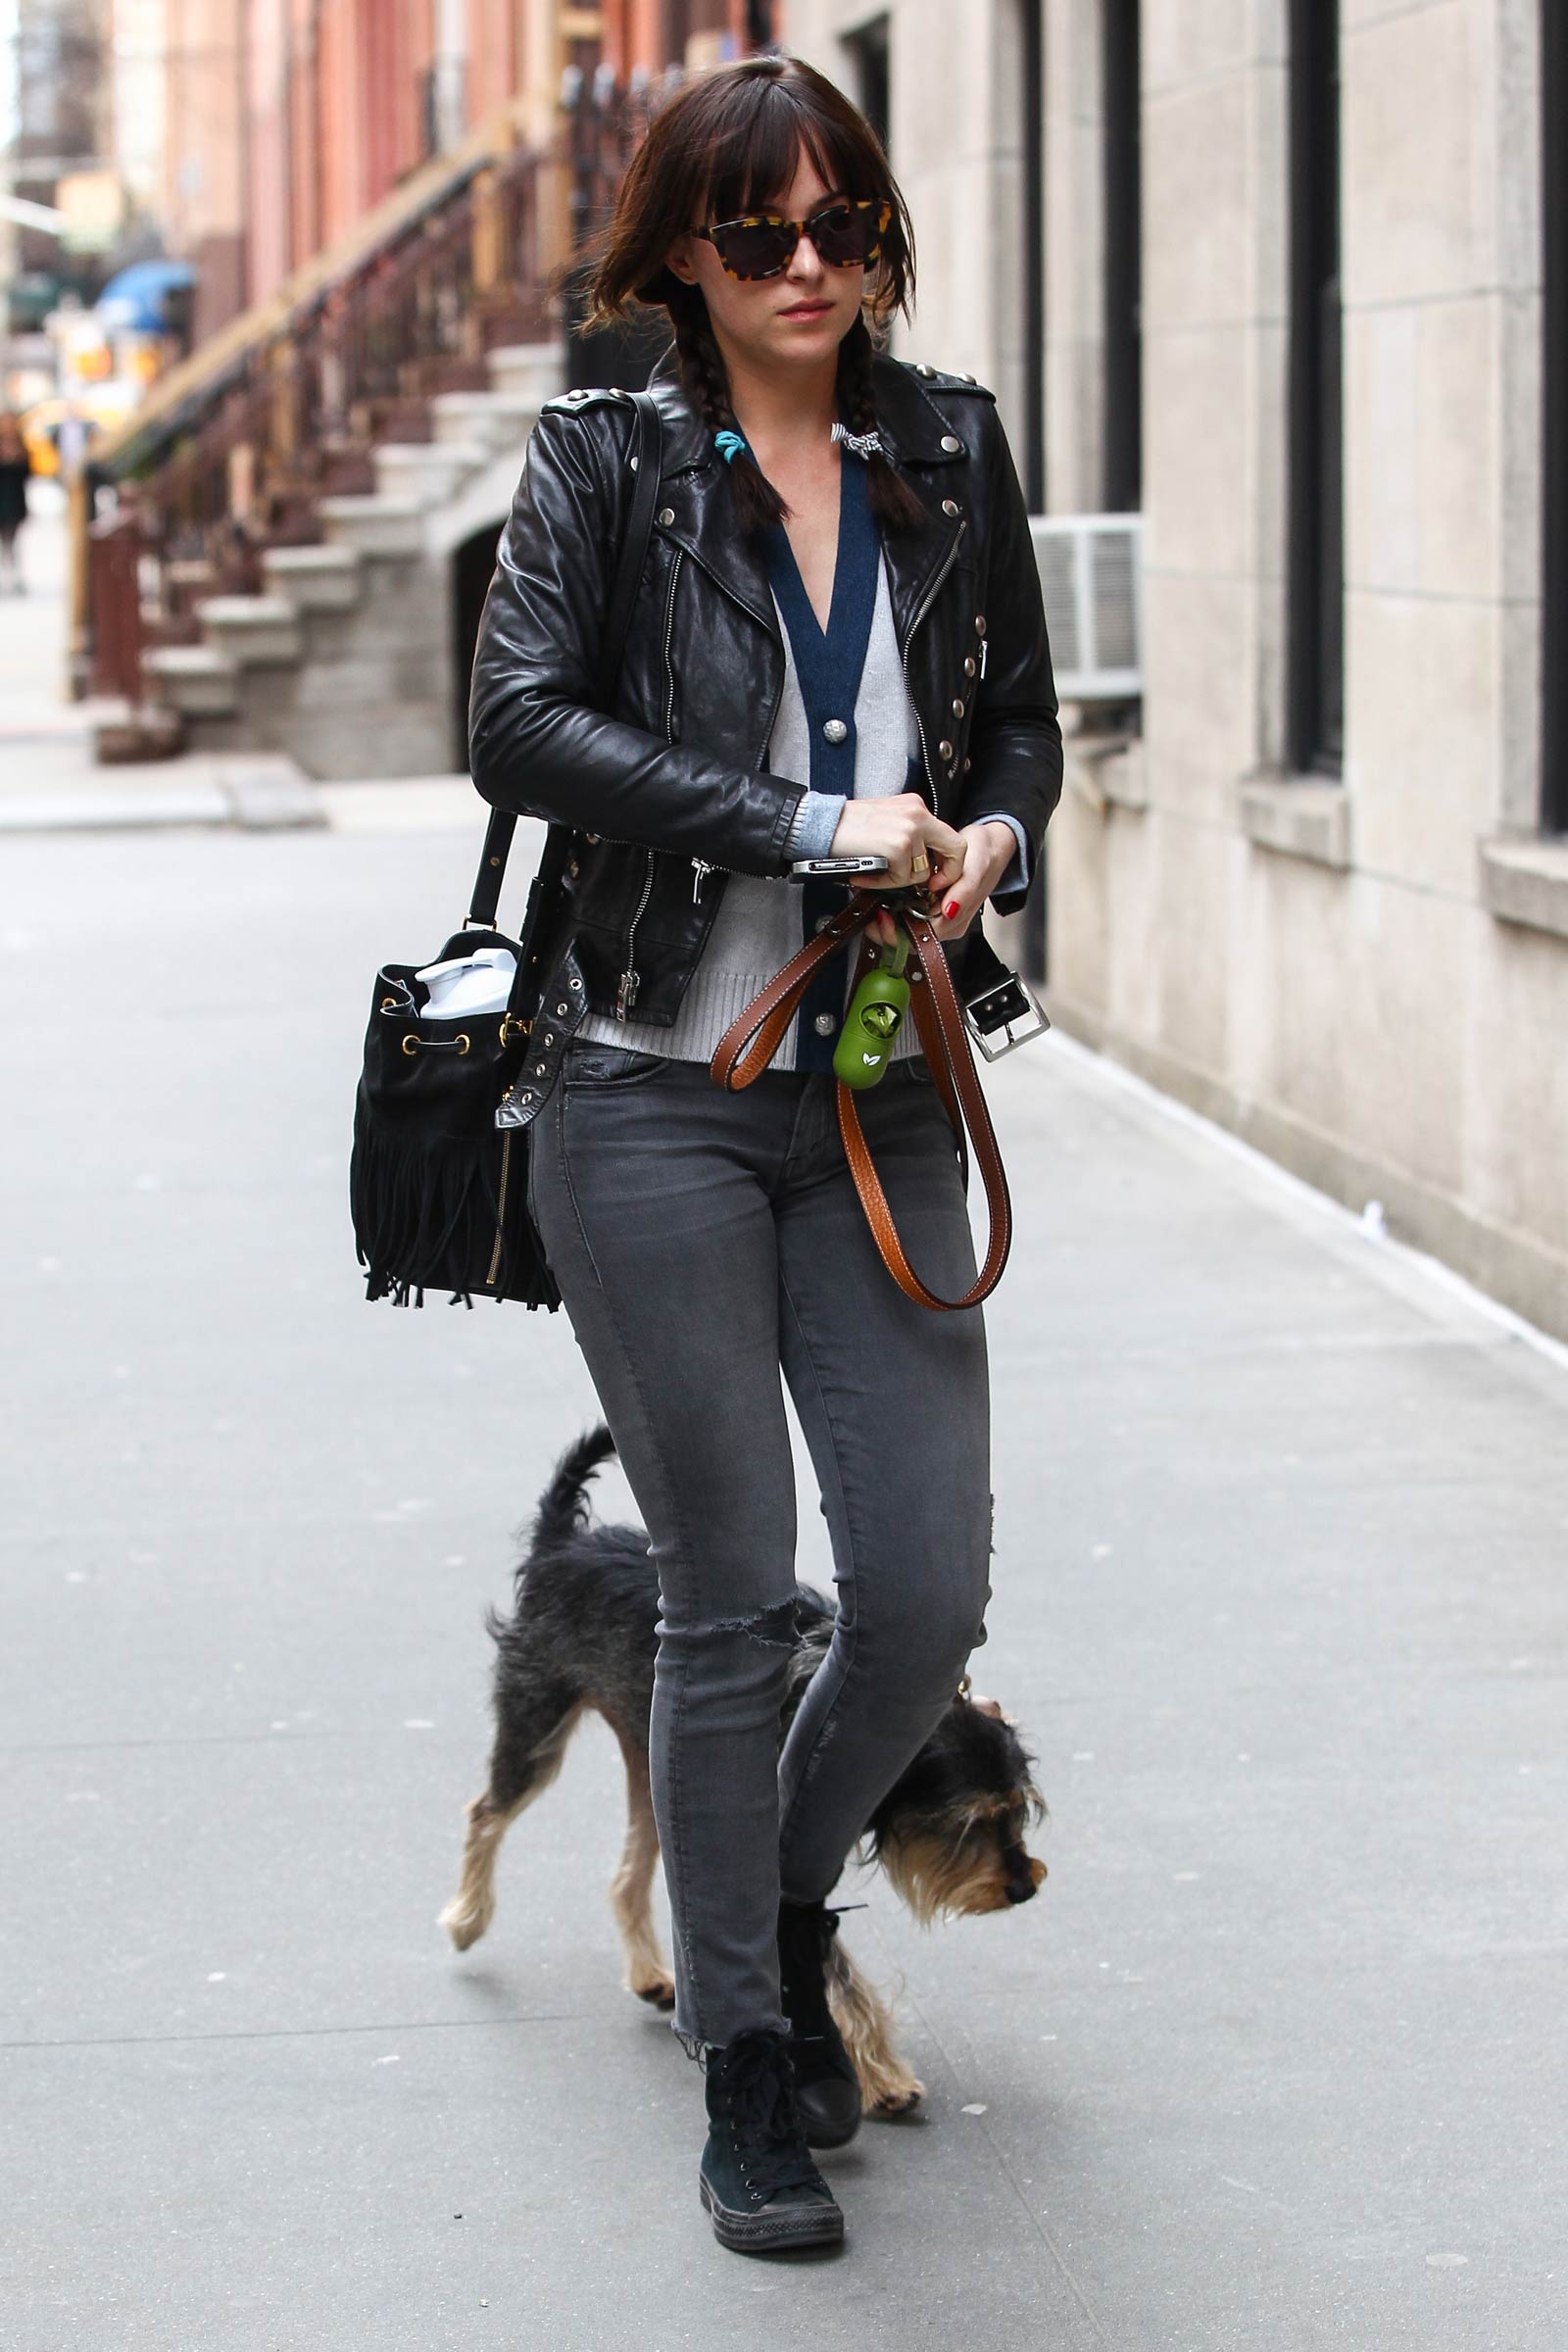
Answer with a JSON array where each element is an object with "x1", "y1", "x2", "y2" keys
[
  {"x1": 629, "y1": 1971, "x2": 676, "y2": 2010},
  {"x1": 439, "y1": 1897, "x2": 491, "y2": 1952},
  {"x1": 867, "y1": 2072, "x2": 925, "y2": 2116}
]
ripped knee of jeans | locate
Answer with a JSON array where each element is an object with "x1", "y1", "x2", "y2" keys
[{"x1": 695, "y1": 1597, "x2": 798, "y2": 1651}]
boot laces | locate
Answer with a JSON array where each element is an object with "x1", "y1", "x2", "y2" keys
[{"x1": 715, "y1": 2035, "x2": 825, "y2": 2199}]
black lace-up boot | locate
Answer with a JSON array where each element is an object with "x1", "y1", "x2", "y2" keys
[
  {"x1": 776, "y1": 1896, "x2": 863, "y2": 2148},
  {"x1": 698, "y1": 2027, "x2": 845, "y2": 2253}
]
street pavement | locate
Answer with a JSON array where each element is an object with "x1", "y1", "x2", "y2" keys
[{"x1": 3, "y1": 520, "x2": 1567, "y2": 2351}]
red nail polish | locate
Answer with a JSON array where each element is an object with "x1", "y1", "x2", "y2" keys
[{"x1": 944, "y1": 899, "x2": 960, "y2": 920}]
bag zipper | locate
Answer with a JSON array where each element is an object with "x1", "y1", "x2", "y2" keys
[{"x1": 485, "y1": 1130, "x2": 514, "y2": 1289}]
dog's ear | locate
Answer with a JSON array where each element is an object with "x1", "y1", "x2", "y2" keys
[{"x1": 969, "y1": 1691, "x2": 1005, "y2": 1720}]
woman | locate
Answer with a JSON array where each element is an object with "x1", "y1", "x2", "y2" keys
[
  {"x1": 468, "y1": 53, "x2": 1060, "y2": 2255},
  {"x1": 0, "y1": 413, "x2": 32, "y2": 595}
]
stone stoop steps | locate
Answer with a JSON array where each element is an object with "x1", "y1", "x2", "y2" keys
[{"x1": 139, "y1": 341, "x2": 563, "y2": 782}]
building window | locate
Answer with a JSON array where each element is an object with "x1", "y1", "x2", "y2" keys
[
  {"x1": 1286, "y1": 0, "x2": 1343, "y2": 777},
  {"x1": 1018, "y1": 0, "x2": 1046, "y2": 512},
  {"x1": 843, "y1": 15, "x2": 891, "y2": 156},
  {"x1": 1102, "y1": 0, "x2": 1140, "y2": 513},
  {"x1": 1544, "y1": 0, "x2": 1567, "y2": 834}
]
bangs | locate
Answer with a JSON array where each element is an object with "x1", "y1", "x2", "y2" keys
[
  {"x1": 702, "y1": 78, "x2": 888, "y2": 221},
  {"x1": 584, "y1": 53, "x2": 914, "y2": 330}
]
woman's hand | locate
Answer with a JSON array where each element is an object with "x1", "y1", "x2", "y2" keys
[
  {"x1": 923, "y1": 821, "x2": 1018, "y2": 942},
  {"x1": 829, "y1": 794, "x2": 966, "y2": 947}
]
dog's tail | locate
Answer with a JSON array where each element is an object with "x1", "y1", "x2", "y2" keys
[{"x1": 527, "y1": 1422, "x2": 618, "y2": 1553}]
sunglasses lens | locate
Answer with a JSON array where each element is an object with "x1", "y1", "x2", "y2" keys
[
  {"x1": 809, "y1": 203, "x2": 876, "y2": 266},
  {"x1": 711, "y1": 220, "x2": 795, "y2": 278}
]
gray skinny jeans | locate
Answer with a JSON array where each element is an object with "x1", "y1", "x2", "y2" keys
[{"x1": 526, "y1": 1035, "x2": 994, "y2": 2057}]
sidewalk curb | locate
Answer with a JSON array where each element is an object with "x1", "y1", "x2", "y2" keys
[{"x1": 0, "y1": 752, "x2": 327, "y2": 837}]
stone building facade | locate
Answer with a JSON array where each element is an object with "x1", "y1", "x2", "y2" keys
[{"x1": 786, "y1": 0, "x2": 1568, "y2": 1341}]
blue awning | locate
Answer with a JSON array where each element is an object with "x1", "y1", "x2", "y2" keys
[{"x1": 95, "y1": 260, "x2": 197, "y2": 331}]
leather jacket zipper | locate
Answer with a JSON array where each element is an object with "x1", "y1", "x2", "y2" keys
[
  {"x1": 690, "y1": 629, "x2": 788, "y2": 906},
  {"x1": 615, "y1": 853, "x2": 656, "y2": 1017},
  {"x1": 671, "y1": 539, "x2": 786, "y2": 906},
  {"x1": 616, "y1": 552, "x2": 686, "y2": 1017},
  {"x1": 901, "y1": 515, "x2": 968, "y2": 800},
  {"x1": 662, "y1": 552, "x2": 683, "y2": 739}
]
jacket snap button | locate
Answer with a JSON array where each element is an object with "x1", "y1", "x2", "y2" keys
[
  {"x1": 585, "y1": 831, "x2": 600, "y2": 844},
  {"x1": 556, "y1": 1002, "x2": 567, "y2": 1015},
  {"x1": 567, "y1": 858, "x2": 579, "y2": 877},
  {"x1": 952, "y1": 697, "x2": 965, "y2": 719},
  {"x1": 941, "y1": 434, "x2": 961, "y2": 454},
  {"x1": 964, "y1": 656, "x2": 976, "y2": 676},
  {"x1": 963, "y1": 756, "x2": 972, "y2": 773},
  {"x1": 942, "y1": 498, "x2": 960, "y2": 517},
  {"x1": 657, "y1": 507, "x2": 675, "y2": 526},
  {"x1": 821, "y1": 717, "x2": 849, "y2": 745},
  {"x1": 975, "y1": 614, "x2": 987, "y2": 635},
  {"x1": 938, "y1": 739, "x2": 954, "y2": 761},
  {"x1": 813, "y1": 1012, "x2": 837, "y2": 1035}
]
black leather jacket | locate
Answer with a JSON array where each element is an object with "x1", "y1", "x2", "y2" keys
[{"x1": 467, "y1": 347, "x2": 1061, "y2": 1031}]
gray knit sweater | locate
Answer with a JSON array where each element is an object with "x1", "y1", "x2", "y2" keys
[{"x1": 576, "y1": 553, "x2": 1026, "y2": 1069}]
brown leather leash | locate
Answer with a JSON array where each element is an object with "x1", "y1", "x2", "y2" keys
[{"x1": 708, "y1": 897, "x2": 1012, "y2": 1311}]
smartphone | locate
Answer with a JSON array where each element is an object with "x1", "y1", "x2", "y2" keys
[{"x1": 788, "y1": 855, "x2": 892, "y2": 877}]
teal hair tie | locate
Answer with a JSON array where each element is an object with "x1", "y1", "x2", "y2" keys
[{"x1": 713, "y1": 429, "x2": 748, "y2": 466}]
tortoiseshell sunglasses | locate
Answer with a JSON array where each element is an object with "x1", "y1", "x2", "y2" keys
[{"x1": 691, "y1": 197, "x2": 892, "y2": 281}]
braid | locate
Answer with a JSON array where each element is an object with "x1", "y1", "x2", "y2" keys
[
  {"x1": 836, "y1": 316, "x2": 927, "y2": 532},
  {"x1": 669, "y1": 287, "x2": 787, "y2": 534},
  {"x1": 669, "y1": 295, "x2": 926, "y2": 538}
]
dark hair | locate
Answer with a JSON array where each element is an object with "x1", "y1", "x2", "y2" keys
[{"x1": 584, "y1": 54, "x2": 925, "y2": 535}]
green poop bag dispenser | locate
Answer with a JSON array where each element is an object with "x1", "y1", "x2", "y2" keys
[{"x1": 833, "y1": 922, "x2": 911, "y2": 1088}]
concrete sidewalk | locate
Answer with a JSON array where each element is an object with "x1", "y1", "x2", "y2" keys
[
  {"x1": 2, "y1": 818, "x2": 1565, "y2": 2350},
  {"x1": 0, "y1": 490, "x2": 334, "y2": 836}
]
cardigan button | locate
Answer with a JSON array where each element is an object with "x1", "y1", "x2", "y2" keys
[
  {"x1": 940, "y1": 433, "x2": 961, "y2": 454},
  {"x1": 821, "y1": 717, "x2": 849, "y2": 745}
]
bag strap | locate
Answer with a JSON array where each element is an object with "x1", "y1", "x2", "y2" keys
[
  {"x1": 708, "y1": 903, "x2": 1013, "y2": 1311},
  {"x1": 466, "y1": 387, "x2": 663, "y2": 931}
]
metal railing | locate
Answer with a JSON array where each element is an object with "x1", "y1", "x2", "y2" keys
[{"x1": 77, "y1": 114, "x2": 561, "y2": 697}]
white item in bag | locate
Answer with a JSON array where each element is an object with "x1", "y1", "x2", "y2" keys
[{"x1": 415, "y1": 946, "x2": 516, "y2": 1016}]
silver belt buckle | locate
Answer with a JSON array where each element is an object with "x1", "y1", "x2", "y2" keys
[{"x1": 961, "y1": 968, "x2": 1052, "y2": 1061}]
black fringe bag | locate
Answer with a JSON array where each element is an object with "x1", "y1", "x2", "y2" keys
[{"x1": 349, "y1": 388, "x2": 662, "y2": 1309}]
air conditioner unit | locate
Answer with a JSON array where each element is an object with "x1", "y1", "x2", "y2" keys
[{"x1": 1029, "y1": 514, "x2": 1143, "y2": 704}]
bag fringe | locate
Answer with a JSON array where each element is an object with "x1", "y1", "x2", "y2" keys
[{"x1": 349, "y1": 1112, "x2": 561, "y2": 1312}]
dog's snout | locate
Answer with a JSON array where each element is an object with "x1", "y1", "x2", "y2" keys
[{"x1": 1003, "y1": 1851, "x2": 1047, "y2": 1905}]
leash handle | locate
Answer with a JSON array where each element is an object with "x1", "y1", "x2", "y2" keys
[{"x1": 708, "y1": 902, "x2": 1012, "y2": 1311}]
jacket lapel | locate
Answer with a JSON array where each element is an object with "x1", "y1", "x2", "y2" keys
[{"x1": 642, "y1": 346, "x2": 967, "y2": 657}]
